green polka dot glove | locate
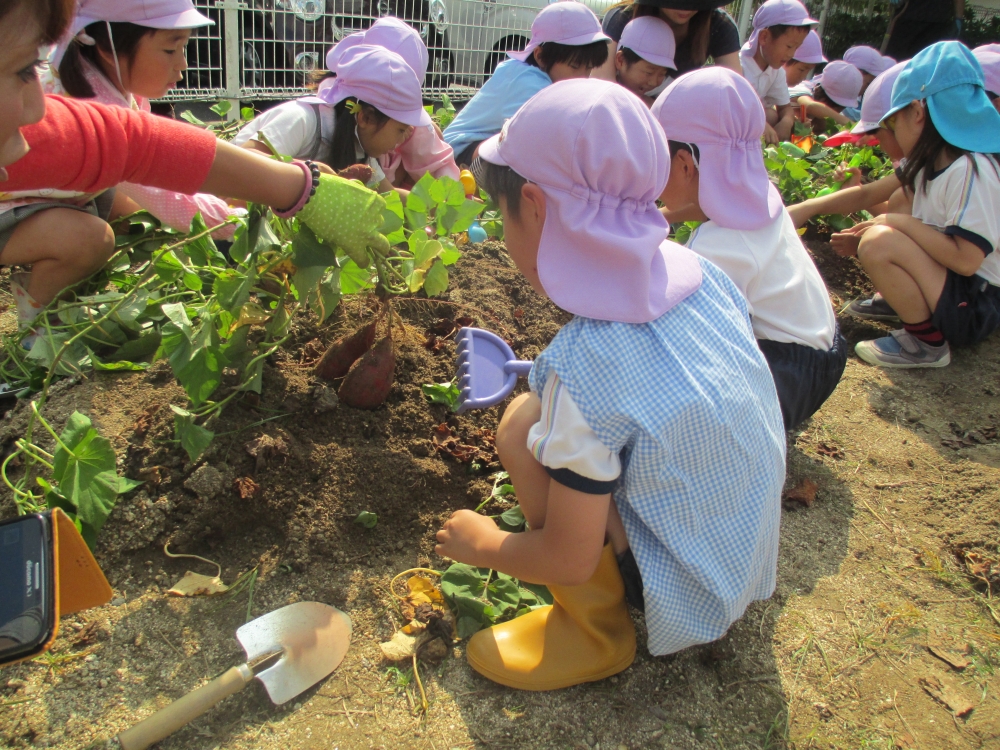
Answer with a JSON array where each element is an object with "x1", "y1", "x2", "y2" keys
[{"x1": 298, "y1": 173, "x2": 388, "y2": 268}]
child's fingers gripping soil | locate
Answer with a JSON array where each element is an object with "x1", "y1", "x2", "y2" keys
[
  {"x1": 338, "y1": 336, "x2": 396, "y2": 409},
  {"x1": 831, "y1": 232, "x2": 861, "y2": 257},
  {"x1": 314, "y1": 321, "x2": 378, "y2": 380}
]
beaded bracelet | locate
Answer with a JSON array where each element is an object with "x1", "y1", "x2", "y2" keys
[{"x1": 273, "y1": 160, "x2": 321, "y2": 219}]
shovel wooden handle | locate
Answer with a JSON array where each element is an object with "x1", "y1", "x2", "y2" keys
[{"x1": 117, "y1": 664, "x2": 253, "y2": 750}]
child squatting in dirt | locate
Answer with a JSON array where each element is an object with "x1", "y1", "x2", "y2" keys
[
  {"x1": 435, "y1": 79, "x2": 786, "y2": 690},
  {"x1": 0, "y1": 0, "x2": 390, "y2": 341}
]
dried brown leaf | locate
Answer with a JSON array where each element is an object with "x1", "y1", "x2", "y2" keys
[
  {"x1": 167, "y1": 571, "x2": 229, "y2": 597},
  {"x1": 783, "y1": 479, "x2": 818, "y2": 507}
]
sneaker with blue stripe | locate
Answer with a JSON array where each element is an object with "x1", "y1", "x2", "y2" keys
[{"x1": 855, "y1": 329, "x2": 951, "y2": 368}]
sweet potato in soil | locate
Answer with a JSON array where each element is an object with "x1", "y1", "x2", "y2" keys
[
  {"x1": 337, "y1": 336, "x2": 395, "y2": 409},
  {"x1": 314, "y1": 321, "x2": 377, "y2": 381}
]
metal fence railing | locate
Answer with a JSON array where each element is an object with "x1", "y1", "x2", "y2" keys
[
  {"x1": 163, "y1": 0, "x2": 997, "y2": 110},
  {"x1": 162, "y1": 0, "x2": 617, "y2": 108}
]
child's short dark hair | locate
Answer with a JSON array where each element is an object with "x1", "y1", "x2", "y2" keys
[
  {"x1": 811, "y1": 85, "x2": 840, "y2": 110},
  {"x1": 764, "y1": 24, "x2": 794, "y2": 39},
  {"x1": 668, "y1": 140, "x2": 701, "y2": 163},
  {"x1": 478, "y1": 160, "x2": 528, "y2": 219},
  {"x1": 58, "y1": 21, "x2": 156, "y2": 98},
  {"x1": 619, "y1": 47, "x2": 642, "y2": 66},
  {"x1": 523, "y1": 40, "x2": 609, "y2": 72},
  {"x1": 0, "y1": 0, "x2": 73, "y2": 43}
]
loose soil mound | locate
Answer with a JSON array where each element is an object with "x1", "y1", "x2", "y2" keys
[{"x1": 0, "y1": 239, "x2": 998, "y2": 750}]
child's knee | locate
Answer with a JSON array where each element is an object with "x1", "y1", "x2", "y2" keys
[
  {"x1": 497, "y1": 392, "x2": 541, "y2": 462},
  {"x1": 69, "y1": 215, "x2": 116, "y2": 268},
  {"x1": 857, "y1": 224, "x2": 895, "y2": 264}
]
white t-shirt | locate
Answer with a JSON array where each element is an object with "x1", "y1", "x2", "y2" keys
[
  {"x1": 912, "y1": 153, "x2": 1000, "y2": 286},
  {"x1": 526, "y1": 373, "x2": 620, "y2": 494},
  {"x1": 232, "y1": 100, "x2": 385, "y2": 185},
  {"x1": 740, "y1": 49, "x2": 791, "y2": 108},
  {"x1": 687, "y1": 210, "x2": 836, "y2": 350}
]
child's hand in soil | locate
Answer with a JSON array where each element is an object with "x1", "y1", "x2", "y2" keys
[
  {"x1": 435, "y1": 509, "x2": 502, "y2": 565},
  {"x1": 830, "y1": 231, "x2": 861, "y2": 257},
  {"x1": 831, "y1": 218, "x2": 879, "y2": 257},
  {"x1": 763, "y1": 123, "x2": 780, "y2": 145}
]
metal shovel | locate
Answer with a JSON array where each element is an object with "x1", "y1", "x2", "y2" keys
[{"x1": 117, "y1": 602, "x2": 352, "y2": 750}]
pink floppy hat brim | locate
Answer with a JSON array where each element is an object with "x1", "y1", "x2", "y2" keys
[
  {"x1": 507, "y1": 29, "x2": 610, "y2": 62},
  {"x1": 124, "y1": 8, "x2": 214, "y2": 29}
]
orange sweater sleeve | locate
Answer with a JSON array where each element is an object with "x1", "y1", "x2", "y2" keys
[{"x1": 3, "y1": 96, "x2": 217, "y2": 195}]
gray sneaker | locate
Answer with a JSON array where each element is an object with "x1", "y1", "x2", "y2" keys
[
  {"x1": 843, "y1": 294, "x2": 900, "y2": 322},
  {"x1": 855, "y1": 329, "x2": 951, "y2": 368}
]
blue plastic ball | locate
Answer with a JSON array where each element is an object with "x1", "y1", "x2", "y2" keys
[{"x1": 468, "y1": 223, "x2": 488, "y2": 244}]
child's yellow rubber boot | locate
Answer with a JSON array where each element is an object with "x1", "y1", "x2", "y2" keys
[{"x1": 466, "y1": 544, "x2": 635, "y2": 690}]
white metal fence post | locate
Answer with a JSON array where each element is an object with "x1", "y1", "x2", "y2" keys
[
  {"x1": 217, "y1": 0, "x2": 244, "y2": 120},
  {"x1": 816, "y1": 0, "x2": 832, "y2": 39},
  {"x1": 736, "y1": 0, "x2": 755, "y2": 43}
]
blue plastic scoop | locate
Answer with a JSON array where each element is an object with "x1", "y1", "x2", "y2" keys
[{"x1": 455, "y1": 327, "x2": 532, "y2": 413}]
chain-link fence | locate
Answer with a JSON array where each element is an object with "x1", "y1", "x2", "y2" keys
[{"x1": 163, "y1": 0, "x2": 617, "y2": 106}]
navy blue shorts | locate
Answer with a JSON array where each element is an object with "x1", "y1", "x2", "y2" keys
[
  {"x1": 931, "y1": 271, "x2": 1000, "y2": 348},
  {"x1": 758, "y1": 326, "x2": 848, "y2": 431}
]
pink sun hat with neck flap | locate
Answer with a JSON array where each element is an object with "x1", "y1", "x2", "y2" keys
[
  {"x1": 851, "y1": 60, "x2": 906, "y2": 133},
  {"x1": 844, "y1": 45, "x2": 891, "y2": 76},
  {"x1": 792, "y1": 30, "x2": 826, "y2": 64},
  {"x1": 814, "y1": 60, "x2": 863, "y2": 107},
  {"x1": 973, "y1": 45, "x2": 1000, "y2": 95},
  {"x1": 478, "y1": 78, "x2": 702, "y2": 324},
  {"x1": 507, "y1": 2, "x2": 609, "y2": 63},
  {"x1": 651, "y1": 67, "x2": 783, "y2": 231},
  {"x1": 619, "y1": 16, "x2": 676, "y2": 70},
  {"x1": 307, "y1": 45, "x2": 431, "y2": 127},
  {"x1": 326, "y1": 17, "x2": 428, "y2": 78},
  {"x1": 744, "y1": 0, "x2": 817, "y2": 57},
  {"x1": 54, "y1": 0, "x2": 213, "y2": 66}
]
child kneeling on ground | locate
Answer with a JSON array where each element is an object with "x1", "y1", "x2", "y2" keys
[
  {"x1": 652, "y1": 67, "x2": 846, "y2": 430},
  {"x1": 739, "y1": 0, "x2": 816, "y2": 143},
  {"x1": 613, "y1": 16, "x2": 676, "y2": 105},
  {"x1": 849, "y1": 42, "x2": 1000, "y2": 369},
  {"x1": 783, "y1": 30, "x2": 825, "y2": 88},
  {"x1": 435, "y1": 79, "x2": 785, "y2": 690},
  {"x1": 442, "y1": 1, "x2": 609, "y2": 166},
  {"x1": 790, "y1": 60, "x2": 863, "y2": 128},
  {"x1": 234, "y1": 44, "x2": 430, "y2": 196}
]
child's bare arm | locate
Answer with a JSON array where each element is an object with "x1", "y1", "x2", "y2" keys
[
  {"x1": 883, "y1": 213, "x2": 987, "y2": 276},
  {"x1": 774, "y1": 105, "x2": 796, "y2": 141},
  {"x1": 795, "y1": 96, "x2": 850, "y2": 125},
  {"x1": 436, "y1": 483, "x2": 610, "y2": 587},
  {"x1": 788, "y1": 174, "x2": 901, "y2": 228}
]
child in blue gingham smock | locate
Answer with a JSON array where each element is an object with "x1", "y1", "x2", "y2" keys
[{"x1": 434, "y1": 79, "x2": 785, "y2": 691}]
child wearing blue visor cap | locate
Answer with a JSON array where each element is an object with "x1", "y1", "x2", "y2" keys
[{"x1": 848, "y1": 42, "x2": 1000, "y2": 369}]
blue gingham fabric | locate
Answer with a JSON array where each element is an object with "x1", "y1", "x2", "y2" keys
[{"x1": 528, "y1": 258, "x2": 786, "y2": 656}]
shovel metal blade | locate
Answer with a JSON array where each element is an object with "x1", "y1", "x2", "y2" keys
[{"x1": 236, "y1": 602, "x2": 352, "y2": 705}]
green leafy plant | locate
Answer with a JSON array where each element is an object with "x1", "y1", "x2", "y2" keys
[
  {"x1": 763, "y1": 138, "x2": 894, "y2": 231},
  {"x1": 427, "y1": 95, "x2": 457, "y2": 130},
  {"x1": 179, "y1": 101, "x2": 255, "y2": 141},
  {"x1": 1, "y1": 173, "x2": 485, "y2": 465},
  {"x1": 2, "y1": 404, "x2": 141, "y2": 547},
  {"x1": 354, "y1": 510, "x2": 379, "y2": 529},
  {"x1": 440, "y1": 564, "x2": 552, "y2": 638},
  {"x1": 421, "y1": 380, "x2": 460, "y2": 410}
]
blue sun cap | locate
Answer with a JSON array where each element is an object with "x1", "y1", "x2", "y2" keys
[{"x1": 882, "y1": 41, "x2": 1000, "y2": 153}]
